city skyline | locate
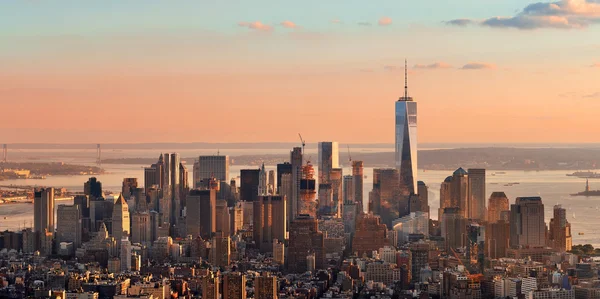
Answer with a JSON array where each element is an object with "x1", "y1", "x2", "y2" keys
[{"x1": 2, "y1": 1, "x2": 600, "y2": 143}]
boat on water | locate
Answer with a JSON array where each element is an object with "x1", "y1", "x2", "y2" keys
[
  {"x1": 571, "y1": 179, "x2": 600, "y2": 196},
  {"x1": 579, "y1": 232, "x2": 585, "y2": 235},
  {"x1": 567, "y1": 171, "x2": 600, "y2": 179}
]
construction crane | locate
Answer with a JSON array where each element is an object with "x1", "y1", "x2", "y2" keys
[
  {"x1": 347, "y1": 145, "x2": 352, "y2": 165},
  {"x1": 298, "y1": 133, "x2": 306, "y2": 165}
]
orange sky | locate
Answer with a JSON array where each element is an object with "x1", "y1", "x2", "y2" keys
[{"x1": 2, "y1": 2, "x2": 600, "y2": 144}]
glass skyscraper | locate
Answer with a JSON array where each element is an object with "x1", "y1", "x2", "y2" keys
[{"x1": 395, "y1": 62, "x2": 418, "y2": 195}]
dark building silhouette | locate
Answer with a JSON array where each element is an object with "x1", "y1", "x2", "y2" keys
[
  {"x1": 240, "y1": 169, "x2": 260, "y2": 202},
  {"x1": 84, "y1": 177, "x2": 103, "y2": 199},
  {"x1": 288, "y1": 215, "x2": 324, "y2": 273},
  {"x1": 34, "y1": 188, "x2": 54, "y2": 234},
  {"x1": 186, "y1": 189, "x2": 217, "y2": 238},
  {"x1": 276, "y1": 162, "x2": 292, "y2": 192}
]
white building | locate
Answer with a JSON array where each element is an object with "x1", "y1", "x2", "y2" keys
[{"x1": 393, "y1": 211, "x2": 429, "y2": 245}]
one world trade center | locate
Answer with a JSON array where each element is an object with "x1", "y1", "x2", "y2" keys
[{"x1": 395, "y1": 60, "x2": 418, "y2": 195}]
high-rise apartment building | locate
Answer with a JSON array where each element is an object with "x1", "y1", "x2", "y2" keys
[
  {"x1": 510, "y1": 197, "x2": 546, "y2": 248},
  {"x1": 488, "y1": 192, "x2": 509, "y2": 223},
  {"x1": 111, "y1": 194, "x2": 130, "y2": 248},
  {"x1": 253, "y1": 195, "x2": 286, "y2": 252},
  {"x1": 255, "y1": 273, "x2": 278, "y2": 299},
  {"x1": 318, "y1": 141, "x2": 339, "y2": 184},
  {"x1": 288, "y1": 215, "x2": 324, "y2": 273},
  {"x1": 56, "y1": 204, "x2": 82, "y2": 248},
  {"x1": 193, "y1": 155, "x2": 229, "y2": 187},
  {"x1": 223, "y1": 272, "x2": 246, "y2": 299},
  {"x1": 34, "y1": 188, "x2": 54, "y2": 234},
  {"x1": 186, "y1": 189, "x2": 217, "y2": 238},
  {"x1": 549, "y1": 205, "x2": 573, "y2": 252},
  {"x1": 210, "y1": 232, "x2": 230, "y2": 268},
  {"x1": 395, "y1": 63, "x2": 418, "y2": 195},
  {"x1": 468, "y1": 168, "x2": 486, "y2": 220},
  {"x1": 486, "y1": 219, "x2": 510, "y2": 259},
  {"x1": 240, "y1": 169, "x2": 260, "y2": 202},
  {"x1": 352, "y1": 213, "x2": 390, "y2": 257},
  {"x1": 202, "y1": 272, "x2": 220, "y2": 299}
]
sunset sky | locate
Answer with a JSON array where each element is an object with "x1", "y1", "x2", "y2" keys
[{"x1": 1, "y1": 0, "x2": 599, "y2": 144}]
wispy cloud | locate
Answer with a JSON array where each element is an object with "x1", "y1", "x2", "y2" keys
[
  {"x1": 384, "y1": 65, "x2": 398, "y2": 71},
  {"x1": 591, "y1": 62, "x2": 600, "y2": 67},
  {"x1": 331, "y1": 19, "x2": 342, "y2": 24},
  {"x1": 461, "y1": 62, "x2": 496, "y2": 70},
  {"x1": 358, "y1": 22, "x2": 372, "y2": 26},
  {"x1": 444, "y1": 19, "x2": 473, "y2": 26},
  {"x1": 238, "y1": 21, "x2": 273, "y2": 31},
  {"x1": 584, "y1": 92, "x2": 600, "y2": 98},
  {"x1": 445, "y1": 0, "x2": 600, "y2": 30},
  {"x1": 414, "y1": 62, "x2": 453, "y2": 69},
  {"x1": 378, "y1": 17, "x2": 393, "y2": 26},
  {"x1": 280, "y1": 21, "x2": 297, "y2": 29}
]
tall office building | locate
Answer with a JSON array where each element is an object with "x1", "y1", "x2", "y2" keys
[
  {"x1": 409, "y1": 242, "x2": 430, "y2": 283},
  {"x1": 216, "y1": 199, "x2": 230, "y2": 236},
  {"x1": 163, "y1": 153, "x2": 181, "y2": 226},
  {"x1": 549, "y1": 205, "x2": 572, "y2": 252},
  {"x1": 468, "y1": 168, "x2": 486, "y2": 220},
  {"x1": 330, "y1": 168, "x2": 343, "y2": 217},
  {"x1": 193, "y1": 155, "x2": 229, "y2": 187},
  {"x1": 352, "y1": 161, "x2": 364, "y2": 211},
  {"x1": 253, "y1": 195, "x2": 286, "y2": 251},
  {"x1": 270, "y1": 195, "x2": 286, "y2": 242},
  {"x1": 486, "y1": 219, "x2": 510, "y2": 259},
  {"x1": 255, "y1": 273, "x2": 278, "y2": 299},
  {"x1": 120, "y1": 237, "x2": 132, "y2": 272},
  {"x1": 415, "y1": 181, "x2": 430, "y2": 214},
  {"x1": 240, "y1": 169, "x2": 260, "y2": 202},
  {"x1": 290, "y1": 147, "x2": 303, "y2": 220},
  {"x1": 179, "y1": 162, "x2": 189, "y2": 205},
  {"x1": 288, "y1": 215, "x2": 325, "y2": 273},
  {"x1": 438, "y1": 168, "x2": 469, "y2": 220},
  {"x1": 441, "y1": 207, "x2": 467, "y2": 251},
  {"x1": 395, "y1": 62, "x2": 418, "y2": 195},
  {"x1": 439, "y1": 176, "x2": 452, "y2": 220},
  {"x1": 111, "y1": 194, "x2": 130, "y2": 248},
  {"x1": 317, "y1": 183, "x2": 334, "y2": 216},
  {"x1": 56, "y1": 204, "x2": 82, "y2": 248},
  {"x1": 84, "y1": 177, "x2": 103, "y2": 199},
  {"x1": 370, "y1": 168, "x2": 402, "y2": 227},
  {"x1": 186, "y1": 189, "x2": 217, "y2": 238},
  {"x1": 268, "y1": 170, "x2": 276, "y2": 195},
  {"x1": 343, "y1": 175, "x2": 354, "y2": 204},
  {"x1": 280, "y1": 173, "x2": 293, "y2": 229},
  {"x1": 131, "y1": 212, "x2": 151, "y2": 245},
  {"x1": 488, "y1": 192, "x2": 509, "y2": 223},
  {"x1": 122, "y1": 178, "x2": 138, "y2": 198},
  {"x1": 299, "y1": 163, "x2": 317, "y2": 217},
  {"x1": 74, "y1": 195, "x2": 91, "y2": 236},
  {"x1": 144, "y1": 166, "x2": 158, "y2": 192},
  {"x1": 510, "y1": 197, "x2": 546, "y2": 248},
  {"x1": 318, "y1": 141, "x2": 339, "y2": 184},
  {"x1": 223, "y1": 272, "x2": 246, "y2": 299},
  {"x1": 34, "y1": 188, "x2": 54, "y2": 233},
  {"x1": 276, "y1": 162, "x2": 292, "y2": 192},
  {"x1": 258, "y1": 163, "x2": 268, "y2": 196}
]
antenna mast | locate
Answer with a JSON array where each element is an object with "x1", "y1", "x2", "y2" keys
[{"x1": 404, "y1": 59, "x2": 408, "y2": 99}]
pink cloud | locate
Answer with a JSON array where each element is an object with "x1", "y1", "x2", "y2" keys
[
  {"x1": 281, "y1": 20, "x2": 297, "y2": 28},
  {"x1": 591, "y1": 63, "x2": 600, "y2": 67},
  {"x1": 238, "y1": 21, "x2": 273, "y2": 31},
  {"x1": 378, "y1": 17, "x2": 393, "y2": 26}
]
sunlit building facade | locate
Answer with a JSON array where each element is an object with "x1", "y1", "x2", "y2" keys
[{"x1": 395, "y1": 77, "x2": 418, "y2": 195}]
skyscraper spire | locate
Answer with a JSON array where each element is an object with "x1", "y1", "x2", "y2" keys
[{"x1": 404, "y1": 59, "x2": 408, "y2": 99}]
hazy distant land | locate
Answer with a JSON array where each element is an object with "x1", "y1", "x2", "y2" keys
[{"x1": 101, "y1": 147, "x2": 600, "y2": 171}]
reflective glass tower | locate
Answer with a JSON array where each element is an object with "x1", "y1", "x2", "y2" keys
[{"x1": 395, "y1": 60, "x2": 418, "y2": 194}]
